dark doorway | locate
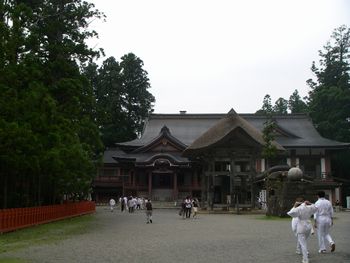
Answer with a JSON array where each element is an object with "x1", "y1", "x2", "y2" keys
[
  {"x1": 152, "y1": 173, "x2": 173, "y2": 189},
  {"x1": 214, "y1": 186, "x2": 221, "y2": 203}
]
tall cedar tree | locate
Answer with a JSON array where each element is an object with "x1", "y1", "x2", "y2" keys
[
  {"x1": 307, "y1": 25, "x2": 350, "y2": 143},
  {"x1": 86, "y1": 54, "x2": 155, "y2": 148},
  {"x1": 273, "y1": 97, "x2": 288, "y2": 114},
  {"x1": 307, "y1": 25, "x2": 350, "y2": 181},
  {"x1": 257, "y1": 92, "x2": 307, "y2": 114},
  {"x1": 0, "y1": 1, "x2": 103, "y2": 208},
  {"x1": 288, "y1": 89, "x2": 308, "y2": 113}
]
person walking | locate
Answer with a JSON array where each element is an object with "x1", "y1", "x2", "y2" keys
[
  {"x1": 109, "y1": 198, "x2": 116, "y2": 212},
  {"x1": 184, "y1": 196, "x2": 192, "y2": 218},
  {"x1": 287, "y1": 198, "x2": 317, "y2": 263},
  {"x1": 192, "y1": 198, "x2": 200, "y2": 219},
  {"x1": 179, "y1": 199, "x2": 186, "y2": 219},
  {"x1": 314, "y1": 191, "x2": 335, "y2": 253},
  {"x1": 145, "y1": 198, "x2": 153, "y2": 224},
  {"x1": 291, "y1": 216, "x2": 302, "y2": 255}
]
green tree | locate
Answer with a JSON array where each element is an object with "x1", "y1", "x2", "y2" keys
[
  {"x1": 120, "y1": 53, "x2": 155, "y2": 137},
  {"x1": 86, "y1": 54, "x2": 155, "y2": 147},
  {"x1": 307, "y1": 25, "x2": 350, "y2": 142},
  {"x1": 0, "y1": 0, "x2": 103, "y2": 208},
  {"x1": 288, "y1": 89, "x2": 308, "y2": 113},
  {"x1": 261, "y1": 119, "x2": 277, "y2": 166},
  {"x1": 306, "y1": 25, "x2": 350, "y2": 199},
  {"x1": 273, "y1": 97, "x2": 288, "y2": 114},
  {"x1": 256, "y1": 94, "x2": 273, "y2": 114}
]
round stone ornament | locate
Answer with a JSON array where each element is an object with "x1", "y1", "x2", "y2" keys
[{"x1": 287, "y1": 167, "x2": 303, "y2": 180}]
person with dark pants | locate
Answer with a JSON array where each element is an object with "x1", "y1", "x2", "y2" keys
[
  {"x1": 184, "y1": 196, "x2": 192, "y2": 218},
  {"x1": 146, "y1": 199, "x2": 153, "y2": 224}
]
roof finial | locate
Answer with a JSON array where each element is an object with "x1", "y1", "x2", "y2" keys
[
  {"x1": 160, "y1": 125, "x2": 170, "y2": 134},
  {"x1": 227, "y1": 108, "x2": 237, "y2": 116}
]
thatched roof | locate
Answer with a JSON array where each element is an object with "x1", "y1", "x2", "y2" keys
[{"x1": 183, "y1": 109, "x2": 284, "y2": 156}]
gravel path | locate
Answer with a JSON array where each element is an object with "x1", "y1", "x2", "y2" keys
[{"x1": 2, "y1": 207, "x2": 350, "y2": 263}]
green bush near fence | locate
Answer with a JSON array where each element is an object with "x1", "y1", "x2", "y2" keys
[{"x1": 0, "y1": 214, "x2": 95, "y2": 255}]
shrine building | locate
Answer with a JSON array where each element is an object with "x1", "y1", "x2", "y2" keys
[{"x1": 93, "y1": 109, "x2": 349, "y2": 207}]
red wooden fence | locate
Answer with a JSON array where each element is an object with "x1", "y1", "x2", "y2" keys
[{"x1": 0, "y1": 201, "x2": 95, "y2": 233}]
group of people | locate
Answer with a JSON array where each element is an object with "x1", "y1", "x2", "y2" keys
[
  {"x1": 179, "y1": 196, "x2": 200, "y2": 219},
  {"x1": 287, "y1": 191, "x2": 336, "y2": 263},
  {"x1": 117, "y1": 196, "x2": 146, "y2": 213},
  {"x1": 109, "y1": 196, "x2": 153, "y2": 224}
]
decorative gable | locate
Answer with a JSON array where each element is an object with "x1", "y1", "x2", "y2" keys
[{"x1": 132, "y1": 125, "x2": 187, "y2": 154}]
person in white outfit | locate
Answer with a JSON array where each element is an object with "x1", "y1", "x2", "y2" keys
[
  {"x1": 291, "y1": 217, "x2": 302, "y2": 254},
  {"x1": 109, "y1": 198, "x2": 116, "y2": 212},
  {"x1": 290, "y1": 200, "x2": 315, "y2": 255},
  {"x1": 287, "y1": 198, "x2": 318, "y2": 263},
  {"x1": 314, "y1": 191, "x2": 335, "y2": 253}
]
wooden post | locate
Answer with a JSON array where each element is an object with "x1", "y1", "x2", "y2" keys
[
  {"x1": 173, "y1": 172, "x2": 178, "y2": 200},
  {"x1": 148, "y1": 172, "x2": 152, "y2": 198}
]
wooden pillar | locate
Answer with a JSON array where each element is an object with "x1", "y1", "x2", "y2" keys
[
  {"x1": 132, "y1": 170, "x2": 136, "y2": 187},
  {"x1": 148, "y1": 172, "x2": 152, "y2": 198},
  {"x1": 325, "y1": 150, "x2": 331, "y2": 178},
  {"x1": 256, "y1": 159, "x2": 261, "y2": 173},
  {"x1": 173, "y1": 172, "x2": 178, "y2": 200},
  {"x1": 201, "y1": 171, "x2": 206, "y2": 205},
  {"x1": 250, "y1": 154, "x2": 256, "y2": 208},
  {"x1": 290, "y1": 149, "x2": 296, "y2": 167},
  {"x1": 230, "y1": 158, "x2": 235, "y2": 206},
  {"x1": 193, "y1": 170, "x2": 199, "y2": 187}
]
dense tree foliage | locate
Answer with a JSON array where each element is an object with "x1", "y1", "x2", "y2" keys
[
  {"x1": 256, "y1": 91, "x2": 307, "y2": 115},
  {"x1": 288, "y1": 90, "x2": 308, "y2": 113},
  {"x1": 273, "y1": 98, "x2": 288, "y2": 114},
  {"x1": 307, "y1": 25, "x2": 350, "y2": 185},
  {"x1": 85, "y1": 54, "x2": 155, "y2": 148},
  {"x1": 256, "y1": 94, "x2": 272, "y2": 114},
  {"x1": 0, "y1": 0, "x2": 104, "y2": 208},
  {"x1": 256, "y1": 26, "x2": 350, "y2": 187},
  {"x1": 261, "y1": 118, "x2": 277, "y2": 166},
  {"x1": 307, "y1": 25, "x2": 350, "y2": 143}
]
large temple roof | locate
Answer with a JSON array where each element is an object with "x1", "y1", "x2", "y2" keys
[
  {"x1": 183, "y1": 109, "x2": 284, "y2": 155},
  {"x1": 116, "y1": 111, "x2": 349, "y2": 149}
]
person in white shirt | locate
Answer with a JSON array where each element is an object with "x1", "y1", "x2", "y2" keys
[
  {"x1": 290, "y1": 200, "x2": 315, "y2": 256},
  {"x1": 109, "y1": 198, "x2": 116, "y2": 212},
  {"x1": 314, "y1": 191, "x2": 335, "y2": 253},
  {"x1": 123, "y1": 196, "x2": 128, "y2": 212},
  {"x1": 287, "y1": 198, "x2": 318, "y2": 263}
]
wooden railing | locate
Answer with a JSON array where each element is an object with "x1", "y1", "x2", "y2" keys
[{"x1": 0, "y1": 201, "x2": 95, "y2": 233}]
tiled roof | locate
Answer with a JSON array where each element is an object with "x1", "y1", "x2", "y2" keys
[{"x1": 116, "y1": 111, "x2": 349, "y2": 149}]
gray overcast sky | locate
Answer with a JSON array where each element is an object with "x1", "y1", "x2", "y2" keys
[{"x1": 88, "y1": 0, "x2": 350, "y2": 114}]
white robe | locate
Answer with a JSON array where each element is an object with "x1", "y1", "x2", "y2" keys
[
  {"x1": 314, "y1": 198, "x2": 334, "y2": 251},
  {"x1": 288, "y1": 203, "x2": 317, "y2": 262}
]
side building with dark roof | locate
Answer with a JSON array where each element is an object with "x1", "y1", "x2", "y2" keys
[{"x1": 93, "y1": 109, "x2": 349, "y2": 208}]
